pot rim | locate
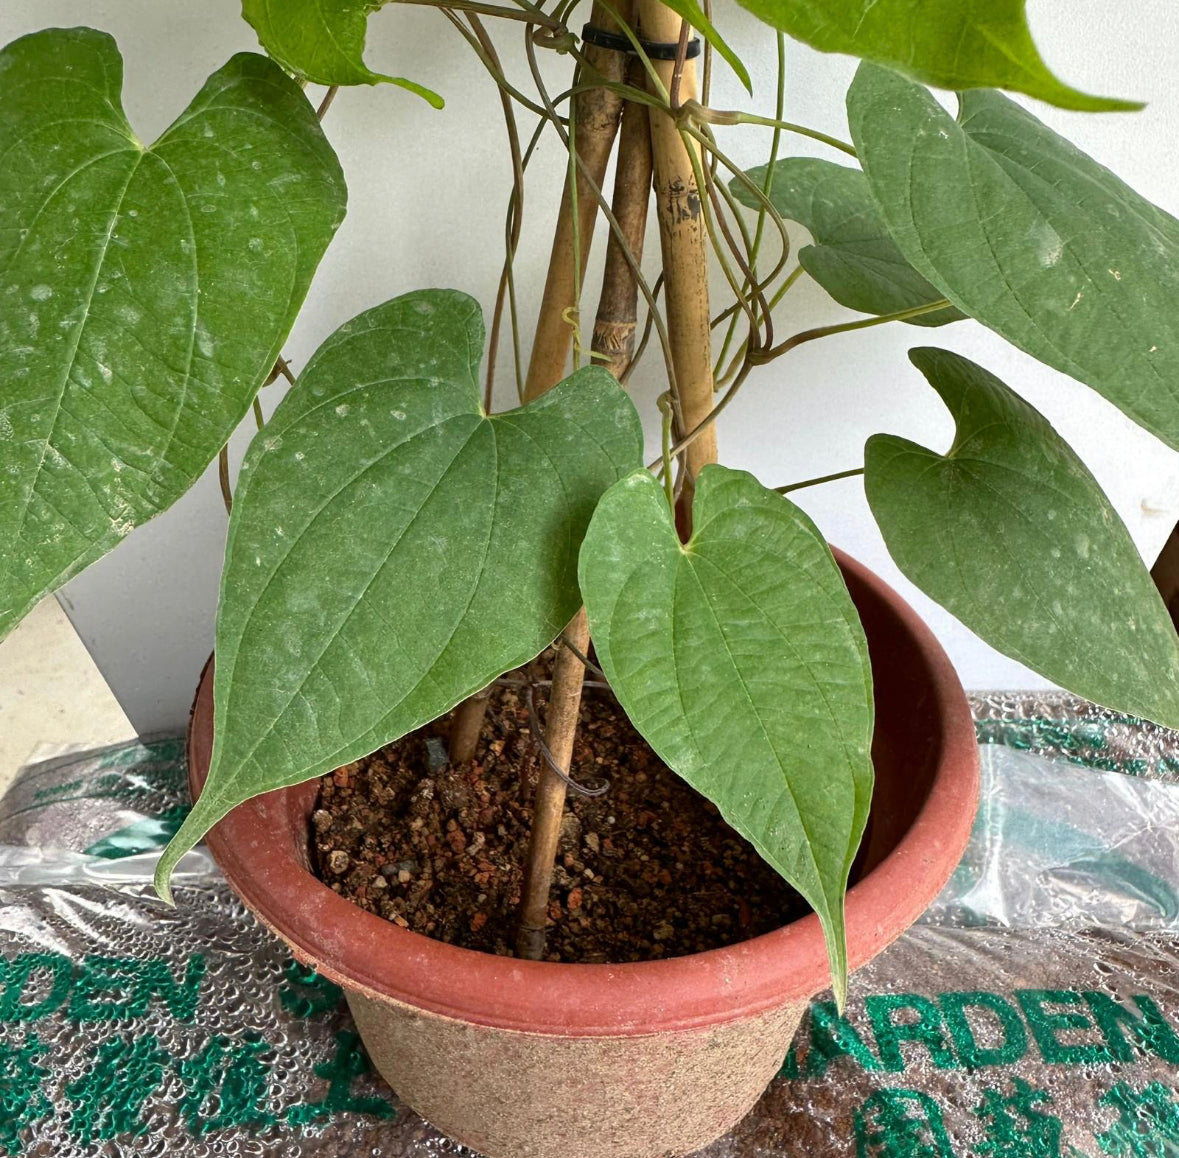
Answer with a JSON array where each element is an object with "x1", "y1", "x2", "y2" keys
[{"x1": 187, "y1": 549, "x2": 979, "y2": 1037}]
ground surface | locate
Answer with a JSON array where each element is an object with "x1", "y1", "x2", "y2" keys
[{"x1": 0, "y1": 596, "x2": 133, "y2": 795}]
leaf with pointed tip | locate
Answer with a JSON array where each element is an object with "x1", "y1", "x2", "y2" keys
[
  {"x1": 733, "y1": 0, "x2": 1137, "y2": 111},
  {"x1": 849, "y1": 65, "x2": 1179, "y2": 450},
  {"x1": 731, "y1": 158, "x2": 962, "y2": 325},
  {"x1": 579, "y1": 465, "x2": 874, "y2": 1005},
  {"x1": 241, "y1": 0, "x2": 444, "y2": 106},
  {"x1": 154, "y1": 290, "x2": 643, "y2": 901},
  {"x1": 866, "y1": 347, "x2": 1179, "y2": 729},
  {"x1": 0, "y1": 29, "x2": 345, "y2": 642}
]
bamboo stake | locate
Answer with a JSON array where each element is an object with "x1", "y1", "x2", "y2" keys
[
  {"x1": 448, "y1": 687, "x2": 491, "y2": 765},
  {"x1": 515, "y1": 609, "x2": 590, "y2": 959},
  {"x1": 452, "y1": 1, "x2": 634, "y2": 764},
  {"x1": 515, "y1": 78, "x2": 653, "y2": 960},
  {"x1": 639, "y1": 0, "x2": 718, "y2": 503},
  {"x1": 523, "y1": 0, "x2": 632, "y2": 401},
  {"x1": 590, "y1": 58, "x2": 653, "y2": 378}
]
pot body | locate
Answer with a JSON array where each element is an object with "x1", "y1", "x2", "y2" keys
[
  {"x1": 187, "y1": 551, "x2": 980, "y2": 1158},
  {"x1": 347, "y1": 990, "x2": 803, "y2": 1157}
]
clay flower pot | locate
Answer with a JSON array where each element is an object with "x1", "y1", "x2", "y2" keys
[{"x1": 186, "y1": 550, "x2": 979, "y2": 1158}]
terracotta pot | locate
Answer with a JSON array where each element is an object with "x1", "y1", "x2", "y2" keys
[{"x1": 186, "y1": 550, "x2": 979, "y2": 1158}]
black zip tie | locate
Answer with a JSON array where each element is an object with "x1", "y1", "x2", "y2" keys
[
  {"x1": 526, "y1": 684, "x2": 611, "y2": 798},
  {"x1": 581, "y1": 23, "x2": 701, "y2": 60},
  {"x1": 559, "y1": 632, "x2": 607, "y2": 681}
]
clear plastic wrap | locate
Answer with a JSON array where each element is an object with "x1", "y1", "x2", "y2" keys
[{"x1": 0, "y1": 695, "x2": 1176, "y2": 1156}]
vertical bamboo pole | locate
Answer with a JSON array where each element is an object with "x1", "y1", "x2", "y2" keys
[
  {"x1": 451, "y1": 1, "x2": 635, "y2": 767},
  {"x1": 516, "y1": 70, "x2": 655, "y2": 959},
  {"x1": 523, "y1": 1, "x2": 632, "y2": 401},
  {"x1": 447, "y1": 688, "x2": 491, "y2": 765},
  {"x1": 639, "y1": 0, "x2": 718, "y2": 502},
  {"x1": 515, "y1": 609, "x2": 589, "y2": 959},
  {"x1": 591, "y1": 60, "x2": 653, "y2": 378}
]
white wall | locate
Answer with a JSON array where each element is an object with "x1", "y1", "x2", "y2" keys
[{"x1": 3, "y1": 1, "x2": 1178, "y2": 732}]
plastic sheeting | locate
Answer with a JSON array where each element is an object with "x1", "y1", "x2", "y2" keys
[{"x1": 0, "y1": 697, "x2": 1177, "y2": 1156}]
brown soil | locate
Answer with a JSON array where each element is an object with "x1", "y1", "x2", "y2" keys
[{"x1": 310, "y1": 658, "x2": 809, "y2": 963}]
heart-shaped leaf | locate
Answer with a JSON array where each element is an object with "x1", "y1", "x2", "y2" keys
[
  {"x1": 866, "y1": 347, "x2": 1179, "y2": 729},
  {"x1": 155, "y1": 290, "x2": 643, "y2": 900},
  {"x1": 579, "y1": 465, "x2": 874, "y2": 1004},
  {"x1": 849, "y1": 64, "x2": 1179, "y2": 450},
  {"x1": 241, "y1": 0, "x2": 444, "y2": 106},
  {"x1": 731, "y1": 158, "x2": 962, "y2": 325},
  {"x1": 0, "y1": 29, "x2": 346, "y2": 640},
  {"x1": 732, "y1": 0, "x2": 1137, "y2": 112}
]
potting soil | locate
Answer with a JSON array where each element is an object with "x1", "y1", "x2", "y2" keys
[{"x1": 1, "y1": 695, "x2": 1177, "y2": 1157}]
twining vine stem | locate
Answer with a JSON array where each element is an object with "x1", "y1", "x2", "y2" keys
[
  {"x1": 776, "y1": 466, "x2": 865, "y2": 494},
  {"x1": 751, "y1": 298, "x2": 953, "y2": 363}
]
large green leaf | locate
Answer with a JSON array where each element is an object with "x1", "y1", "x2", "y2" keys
[
  {"x1": 0, "y1": 28, "x2": 345, "y2": 641},
  {"x1": 241, "y1": 0, "x2": 444, "y2": 106},
  {"x1": 866, "y1": 347, "x2": 1179, "y2": 729},
  {"x1": 732, "y1": 0, "x2": 1137, "y2": 112},
  {"x1": 731, "y1": 158, "x2": 961, "y2": 326},
  {"x1": 849, "y1": 65, "x2": 1179, "y2": 451},
  {"x1": 155, "y1": 290, "x2": 643, "y2": 900},
  {"x1": 579, "y1": 465, "x2": 874, "y2": 1004}
]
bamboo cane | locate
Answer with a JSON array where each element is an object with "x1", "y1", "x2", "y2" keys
[
  {"x1": 451, "y1": 1, "x2": 636, "y2": 766},
  {"x1": 638, "y1": 0, "x2": 718, "y2": 500},
  {"x1": 523, "y1": 0, "x2": 632, "y2": 402},
  {"x1": 590, "y1": 58, "x2": 653, "y2": 378},
  {"x1": 515, "y1": 609, "x2": 590, "y2": 959},
  {"x1": 447, "y1": 688, "x2": 491, "y2": 766},
  {"x1": 515, "y1": 76, "x2": 655, "y2": 959}
]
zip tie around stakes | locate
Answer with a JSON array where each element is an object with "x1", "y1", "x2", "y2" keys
[{"x1": 581, "y1": 23, "x2": 702, "y2": 60}]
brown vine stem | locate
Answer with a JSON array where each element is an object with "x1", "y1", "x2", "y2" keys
[
  {"x1": 656, "y1": 298, "x2": 956, "y2": 474},
  {"x1": 640, "y1": 1, "x2": 718, "y2": 518},
  {"x1": 522, "y1": 0, "x2": 631, "y2": 400},
  {"x1": 316, "y1": 85, "x2": 339, "y2": 120},
  {"x1": 516, "y1": 50, "x2": 653, "y2": 962}
]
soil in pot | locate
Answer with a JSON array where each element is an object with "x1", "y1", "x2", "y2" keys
[{"x1": 310, "y1": 655, "x2": 811, "y2": 964}]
